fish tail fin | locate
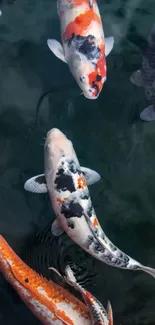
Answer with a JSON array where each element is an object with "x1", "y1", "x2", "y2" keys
[
  {"x1": 141, "y1": 265, "x2": 155, "y2": 279},
  {"x1": 107, "y1": 300, "x2": 113, "y2": 325}
]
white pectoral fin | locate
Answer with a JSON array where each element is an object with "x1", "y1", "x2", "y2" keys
[
  {"x1": 24, "y1": 174, "x2": 48, "y2": 193},
  {"x1": 130, "y1": 69, "x2": 144, "y2": 87},
  {"x1": 47, "y1": 39, "x2": 67, "y2": 63},
  {"x1": 51, "y1": 219, "x2": 64, "y2": 236},
  {"x1": 105, "y1": 36, "x2": 114, "y2": 56},
  {"x1": 81, "y1": 167, "x2": 101, "y2": 185}
]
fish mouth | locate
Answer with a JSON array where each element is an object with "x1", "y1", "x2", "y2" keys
[{"x1": 46, "y1": 128, "x2": 64, "y2": 138}]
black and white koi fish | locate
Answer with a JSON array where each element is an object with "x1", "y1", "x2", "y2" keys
[
  {"x1": 130, "y1": 23, "x2": 155, "y2": 121},
  {"x1": 24, "y1": 128, "x2": 155, "y2": 278}
]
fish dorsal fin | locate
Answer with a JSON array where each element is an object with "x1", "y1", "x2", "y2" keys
[
  {"x1": 105, "y1": 37, "x2": 114, "y2": 56},
  {"x1": 47, "y1": 39, "x2": 67, "y2": 63},
  {"x1": 107, "y1": 301, "x2": 113, "y2": 325},
  {"x1": 24, "y1": 174, "x2": 48, "y2": 193},
  {"x1": 130, "y1": 69, "x2": 144, "y2": 87}
]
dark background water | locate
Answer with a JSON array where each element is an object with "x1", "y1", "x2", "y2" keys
[{"x1": 0, "y1": 0, "x2": 155, "y2": 324}]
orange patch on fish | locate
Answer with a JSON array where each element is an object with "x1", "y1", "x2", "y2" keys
[
  {"x1": 57, "y1": 198, "x2": 63, "y2": 205},
  {"x1": 63, "y1": 9, "x2": 102, "y2": 39},
  {"x1": 57, "y1": 197, "x2": 68, "y2": 205},
  {"x1": 88, "y1": 45, "x2": 106, "y2": 96},
  {"x1": 77, "y1": 176, "x2": 86, "y2": 189},
  {"x1": 68, "y1": 0, "x2": 90, "y2": 6},
  {"x1": 92, "y1": 218, "x2": 99, "y2": 227}
]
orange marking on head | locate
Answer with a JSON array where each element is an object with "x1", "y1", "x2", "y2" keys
[
  {"x1": 88, "y1": 45, "x2": 106, "y2": 96},
  {"x1": 68, "y1": 0, "x2": 89, "y2": 5},
  {"x1": 63, "y1": 9, "x2": 101, "y2": 39},
  {"x1": 77, "y1": 176, "x2": 86, "y2": 189},
  {"x1": 0, "y1": 235, "x2": 90, "y2": 322},
  {"x1": 93, "y1": 218, "x2": 99, "y2": 227}
]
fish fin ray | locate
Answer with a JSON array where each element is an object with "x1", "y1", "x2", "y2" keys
[
  {"x1": 81, "y1": 166, "x2": 101, "y2": 185},
  {"x1": 47, "y1": 39, "x2": 67, "y2": 63},
  {"x1": 105, "y1": 37, "x2": 114, "y2": 56},
  {"x1": 51, "y1": 219, "x2": 64, "y2": 236},
  {"x1": 140, "y1": 105, "x2": 155, "y2": 121},
  {"x1": 130, "y1": 69, "x2": 144, "y2": 87},
  {"x1": 24, "y1": 174, "x2": 47, "y2": 193}
]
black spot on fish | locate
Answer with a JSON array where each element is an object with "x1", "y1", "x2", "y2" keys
[
  {"x1": 55, "y1": 168, "x2": 76, "y2": 192},
  {"x1": 67, "y1": 159, "x2": 81, "y2": 175},
  {"x1": 96, "y1": 74, "x2": 101, "y2": 81},
  {"x1": 93, "y1": 241, "x2": 105, "y2": 254},
  {"x1": 85, "y1": 235, "x2": 94, "y2": 249},
  {"x1": 66, "y1": 34, "x2": 100, "y2": 61},
  {"x1": 35, "y1": 175, "x2": 46, "y2": 185},
  {"x1": 91, "y1": 81, "x2": 100, "y2": 97},
  {"x1": 24, "y1": 278, "x2": 29, "y2": 283},
  {"x1": 61, "y1": 200, "x2": 83, "y2": 219},
  {"x1": 67, "y1": 219, "x2": 75, "y2": 229},
  {"x1": 82, "y1": 194, "x2": 89, "y2": 200}
]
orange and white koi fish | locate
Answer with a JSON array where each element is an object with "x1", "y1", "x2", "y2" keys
[
  {"x1": 50, "y1": 265, "x2": 113, "y2": 325},
  {"x1": 0, "y1": 234, "x2": 92, "y2": 325},
  {"x1": 24, "y1": 128, "x2": 155, "y2": 279},
  {"x1": 47, "y1": 0, "x2": 114, "y2": 99}
]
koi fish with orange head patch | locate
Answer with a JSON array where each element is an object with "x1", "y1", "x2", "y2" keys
[
  {"x1": 47, "y1": 0, "x2": 114, "y2": 99},
  {"x1": 0, "y1": 234, "x2": 92, "y2": 325},
  {"x1": 25, "y1": 128, "x2": 155, "y2": 279}
]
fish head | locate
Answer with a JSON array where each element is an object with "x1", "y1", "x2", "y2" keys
[
  {"x1": 67, "y1": 50, "x2": 106, "y2": 100},
  {"x1": 44, "y1": 128, "x2": 79, "y2": 184}
]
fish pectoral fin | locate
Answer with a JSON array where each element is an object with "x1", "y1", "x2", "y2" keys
[
  {"x1": 107, "y1": 301, "x2": 113, "y2": 325},
  {"x1": 81, "y1": 167, "x2": 101, "y2": 185},
  {"x1": 51, "y1": 219, "x2": 64, "y2": 236},
  {"x1": 49, "y1": 267, "x2": 65, "y2": 286},
  {"x1": 140, "y1": 104, "x2": 155, "y2": 121},
  {"x1": 105, "y1": 36, "x2": 114, "y2": 56},
  {"x1": 24, "y1": 174, "x2": 48, "y2": 193},
  {"x1": 130, "y1": 69, "x2": 144, "y2": 87},
  {"x1": 47, "y1": 39, "x2": 67, "y2": 63}
]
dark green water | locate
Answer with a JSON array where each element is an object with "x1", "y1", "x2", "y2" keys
[{"x1": 0, "y1": 0, "x2": 155, "y2": 324}]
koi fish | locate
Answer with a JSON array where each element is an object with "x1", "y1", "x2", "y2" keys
[
  {"x1": 130, "y1": 23, "x2": 155, "y2": 121},
  {"x1": 23, "y1": 222, "x2": 98, "y2": 288},
  {"x1": 24, "y1": 128, "x2": 155, "y2": 278},
  {"x1": 0, "y1": 234, "x2": 92, "y2": 325},
  {"x1": 47, "y1": 0, "x2": 114, "y2": 99},
  {"x1": 50, "y1": 265, "x2": 113, "y2": 325}
]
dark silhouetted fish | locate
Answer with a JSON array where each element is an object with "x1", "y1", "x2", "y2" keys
[{"x1": 130, "y1": 23, "x2": 155, "y2": 121}]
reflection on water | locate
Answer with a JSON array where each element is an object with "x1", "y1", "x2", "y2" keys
[{"x1": 0, "y1": 0, "x2": 155, "y2": 324}]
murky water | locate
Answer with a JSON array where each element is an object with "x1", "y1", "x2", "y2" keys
[{"x1": 0, "y1": 0, "x2": 155, "y2": 324}]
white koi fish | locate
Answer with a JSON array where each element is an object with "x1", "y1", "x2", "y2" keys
[
  {"x1": 24, "y1": 128, "x2": 155, "y2": 278},
  {"x1": 47, "y1": 0, "x2": 114, "y2": 99}
]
